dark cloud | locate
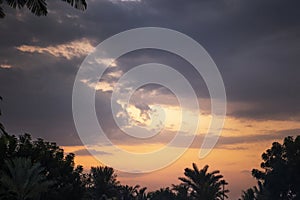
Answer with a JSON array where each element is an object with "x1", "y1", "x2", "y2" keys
[
  {"x1": 1, "y1": 0, "x2": 300, "y2": 147},
  {"x1": 73, "y1": 148, "x2": 112, "y2": 156},
  {"x1": 216, "y1": 129, "x2": 300, "y2": 147}
]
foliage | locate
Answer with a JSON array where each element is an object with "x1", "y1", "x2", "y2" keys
[
  {"x1": 87, "y1": 166, "x2": 120, "y2": 200},
  {"x1": 251, "y1": 136, "x2": 300, "y2": 199},
  {"x1": 147, "y1": 187, "x2": 176, "y2": 200},
  {"x1": 240, "y1": 136, "x2": 300, "y2": 200},
  {"x1": 0, "y1": 157, "x2": 53, "y2": 200},
  {"x1": 239, "y1": 181, "x2": 270, "y2": 200},
  {"x1": 178, "y1": 163, "x2": 229, "y2": 200},
  {"x1": 172, "y1": 183, "x2": 192, "y2": 200},
  {"x1": 119, "y1": 184, "x2": 147, "y2": 200},
  {"x1": 0, "y1": 96, "x2": 8, "y2": 136},
  {"x1": 0, "y1": 0, "x2": 87, "y2": 18},
  {"x1": 0, "y1": 133, "x2": 86, "y2": 200}
]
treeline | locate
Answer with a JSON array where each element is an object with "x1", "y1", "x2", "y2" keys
[
  {"x1": 0, "y1": 133, "x2": 299, "y2": 200},
  {"x1": 0, "y1": 101, "x2": 300, "y2": 199},
  {"x1": 0, "y1": 133, "x2": 229, "y2": 200}
]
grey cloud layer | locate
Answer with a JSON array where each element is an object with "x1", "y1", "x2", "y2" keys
[{"x1": 0, "y1": 0, "x2": 300, "y2": 145}]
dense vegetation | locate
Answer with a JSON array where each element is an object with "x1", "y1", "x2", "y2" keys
[
  {"x1": 0, "y1": 98, "x2": 299, "y2": 199},
  {"x1": 0, "y1": 0, "x2": 87, "y2": 18}
]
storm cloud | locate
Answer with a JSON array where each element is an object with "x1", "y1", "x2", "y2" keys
[{"x1": 0, "y1": 0, "x2": 300, "y2": 146}]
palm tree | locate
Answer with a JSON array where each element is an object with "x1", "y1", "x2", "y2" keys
[
  {"x1": 89, "y1": 166, "x2": 120, "y2": 200},
  {"x1": 0, "y1": 157, "x2": 53, "y2": 200},
  {"x1": 0, "y1": 96, "x2": 8, "y2": 136},
  {"x1": 179, "y1": 163, "x2": 229, "y2": 200},
  {"x1": 172, "y1": 183, "x2": 192, "y2": 200},
  {"x1": 136, "y1": 187, "x2": 147, "y2": 200},
  {"x1": 240, "y1": 188, "x2": 256, "y2": 200},
  {"x1": 0, "y1": 0, "x2": 87, "y2": 18},
  {"x1": 239, "y1": 181, "x2": 269, "y2": 200},
  {"x1": 220, "y1": 180, "x2": 228, "y2": 200},
  {"x1": 120, "y1": 184, "x2": 140, "y2": 200},
  {"x1": 147, "y1": 187, "x2": 176, "y2": 200}
]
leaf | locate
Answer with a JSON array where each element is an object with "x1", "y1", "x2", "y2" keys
[
  {"x1": 0, "y1": 96, "x2": 2, "y2": 116},
  {"x1": 0, "y1": 6, "x2": 4, "y2": 18},
  {"x1": 6, "y1": 0, "x2": 27, "y2": 8},
  {"x1": 26, "y1": 0, "x2": 47, "y2": 16},
  {"x1": 61, "y1": 0, "x2": 87, "y2": 10}
]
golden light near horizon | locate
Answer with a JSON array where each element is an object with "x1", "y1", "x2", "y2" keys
[{"x1": 2, "y1": 1, "x2": 300, "y2": 199}]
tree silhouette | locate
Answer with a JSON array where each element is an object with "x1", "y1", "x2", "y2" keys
[
  {"x1": 0, "y1": 96, "x2": 8, "y2": 136},
  {"x1": 252, "y1": 136, "x2": 300, "y2": 199},
  {"x1": 88, "y1": 166, "x2": 120, "y2": 200},
  {"x1": 136, "y1": 186, "x2": 147, "y2": 200},
  {"x1": 239, "y1": 181, "x2": 270, "y2": 200},
  {"x1": 179, "y1": 163, "x2": 229, "y2": 200},
  {"x1": 119, "y1": 184, "x2": 147, "y2": 200},
  {"x1": 240, "y1": 188, "x2": 256, "y2": 200},
  {"x1": 0, "y1": 133, "x2": 86, "y2": 200},
  {"x1": 0, "y1": 157, "x2": 53, "y2": 200},
  {"x1": 147, "y1": 187, "x2": 176, "y2": 200},
  {"x1": 172, "y1": 183, "x2": 192, "y2": 200},
  {"x1": 120, "y1": 184, "x2": 139, "y2": 200},
  {"x1": 0, "y1": 0, "x2": 87, "y2": 18}
]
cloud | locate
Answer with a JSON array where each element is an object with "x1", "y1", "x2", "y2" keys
[
  {"x1": 81, "y1": 79, "x2": 115, "y2": 92},
  {"x1": 201, "y1": 128, "x2": 300, "y2": 149},
  {"x1": 104, "y1": 127, "x2": 300, "y2": 149},
  {"x1": 0, "y1": 2, "x2": 299, "y2": 199},
  {"x1": 16, "y1": 38, "x2": 94, "y2": 60},
  {"x1": 73, "y1": 148, "x2": 112, "y2": 156},
  {"x1": 95, "y1": 58, "x2": 118, "y2": 68},
  {"x1": 0, "y1": 64, "x2": 13, "y2": 69},
  {"x1": 1, "y1": 0, "x2": 300, "y2": 150}
]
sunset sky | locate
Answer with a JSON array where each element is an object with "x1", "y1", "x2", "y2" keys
[{"x1": 1, "y1": 0, "x2": 300, "y2": 199}]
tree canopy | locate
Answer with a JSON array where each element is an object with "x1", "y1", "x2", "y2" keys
[
  {"x1": 179, "y1": 163, "x2": 229, "y2": 200},
  {"x1": 240, "y1": 136, "x2": 300, "y2": 200},
  {"x1": 0, "y1": 157, "x2": 53, "y2": 200},
  {"x1": 0, "y1": 0, "x2": 87, "y2": 18}
]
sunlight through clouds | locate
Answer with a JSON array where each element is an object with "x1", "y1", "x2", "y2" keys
[
  {"x1": 0, "y1": 64, "x2": 12, "y2": 69},
  {"x1": 16, "y1": 38, "x2": 94, "y2": 60},
  {"x1": 80, "y1": 79, "x2": 115, "y2": 92}
]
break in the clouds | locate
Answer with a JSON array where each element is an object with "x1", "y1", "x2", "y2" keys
[
  {"x1": 1, "y1": 0, "x2": 300, "y2": 146},
  {"x1": 16, "y1": 38, "x2": 94, "y2": 60},
  {"x1": 0, "y1": 64, "x2": 12, "y2": 69}
]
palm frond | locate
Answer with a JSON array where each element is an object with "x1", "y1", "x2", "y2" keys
[
  {"x1": 26, "y1": 0, "x2": 47, "y2": 16},
  {"x1": 0, "y1": 158, "x2": 53, "y2": 199},
  {"x1": 5, "y1": 0, "x2": 26, "y2": 8},
  {"x1": 0, "y1": 7, "x2": 3, "y2": 18},
  {"x1": 61, "y1": 0, "x2": 87, "y2": 10}
]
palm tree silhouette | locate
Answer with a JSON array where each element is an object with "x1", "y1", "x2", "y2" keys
[
  {"x1": 172, "y1": 183, "x2": 192, "y2": 200},
  {"x1": 240, "y1": 188, "x2": 256, "y2": 200},
  {"x1": 120, "y1": 184, "x2": 140, "y2": 200},
  {"x1": 0, "y1": 96, "x2": 8, "y2": 137},
  {"x1": 89, "y1": 166, "x2": 120, "y2": 199},
  {"x1": 0, "y1": 0, "x2": 87, "y2": 18},
  {"x1": 0, "y1": 157, "x2": 53, "y2": 200},
  {"x1": 136, "y1": 186, "x2": 147, "y2": 200},
  {"x1": 179, "y1": 163, "x2": 229, "y2": 200},
  {"x1": 147, "y1": 187, "x2": 176, "y2": 200},
  {"x1": 220, "y1": 180, "x2": 228, "y2": 200},
  {"x1": 240, "y1": 181, "x2": 270, "y2": 200}
]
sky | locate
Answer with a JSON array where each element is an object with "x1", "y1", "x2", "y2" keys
[{"x1": 1, "y1": 0, "x2": 300, "y2": 199}]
